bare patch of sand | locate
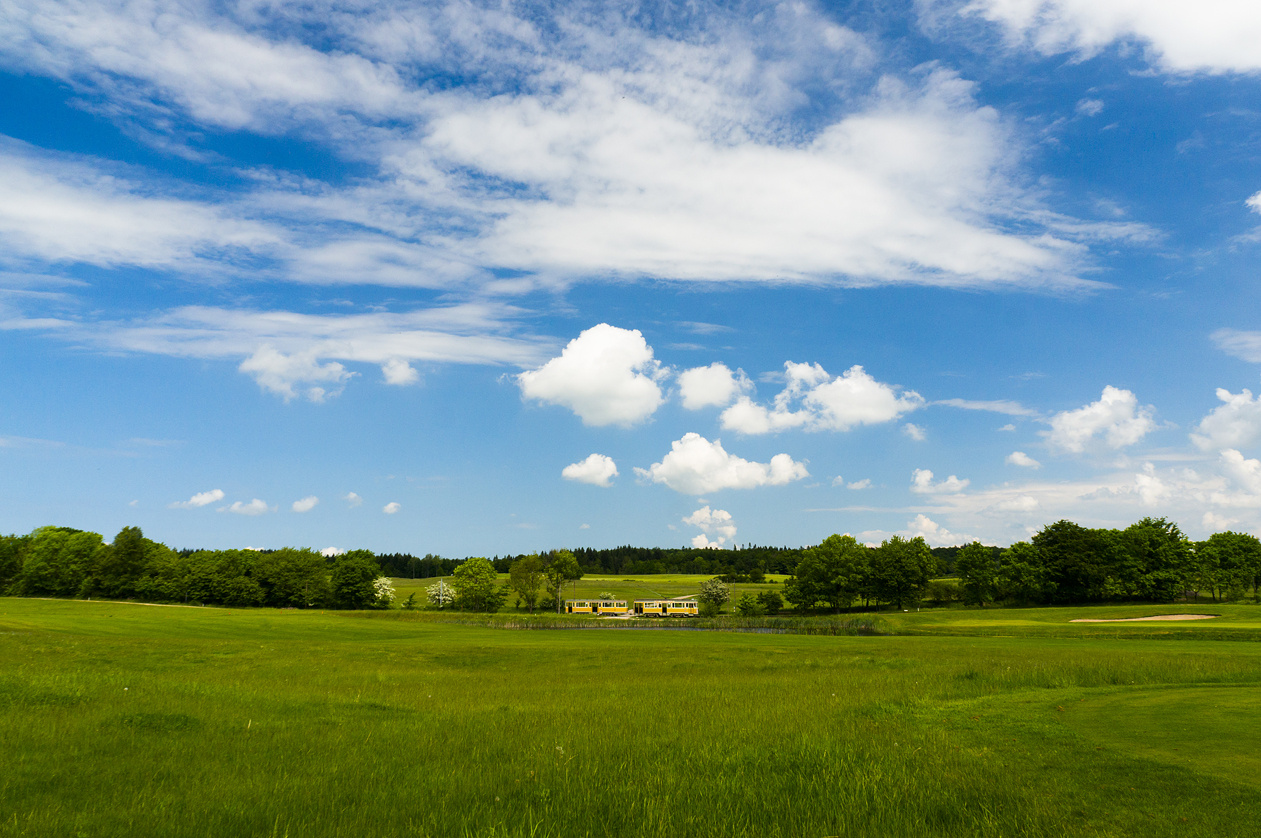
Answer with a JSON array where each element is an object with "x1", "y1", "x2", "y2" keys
[{"x1": 1070, "y1": 614, "x2": 1219, "y2": 623}]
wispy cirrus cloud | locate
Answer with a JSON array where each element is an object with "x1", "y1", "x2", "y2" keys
[{"x1": 0, "y1": 1, "x2": 1141, "y2": 294}]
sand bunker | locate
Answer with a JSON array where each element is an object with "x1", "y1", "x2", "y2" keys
[{"x1": 1069, "y1": 614, "x2": 1219, "y2": 623}]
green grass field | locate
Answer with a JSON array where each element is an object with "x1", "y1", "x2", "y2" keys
[{"x1": 3, "y1": 597, "x2": 1260, "y2": 837}]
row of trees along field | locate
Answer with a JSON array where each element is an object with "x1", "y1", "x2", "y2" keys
[
  {"x1": 2, "y1": 516, "x2": 1259, "y2": 611},
  {"x1": 0, "y1": 526, "x2": 394, "y2": 609},
  {"x1": 785, "y1": 518, "x2": 1261, "y2": 613}
]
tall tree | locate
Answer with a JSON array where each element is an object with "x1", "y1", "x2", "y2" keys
[
  {"x1": 330, "y1": 551, "x2": 382, "y2": 609},
  {"x1": 1195, "y1": 531, "x2": 1261, "y2": 601},
  {"x1": 1032, "y1": 520, "x2": 1117, "y2": 603},
  {"x1": 508, "y1": 554, "x2": 546, "y2": 613},
  {"x1": 955, "y1": 540, "x2": 997, "y2": 606},
  {"x1": 784, "y1": 534, "x2": 868, "y2": 612},
  {"x1": 452, "y1": 557, "x2": 504, "y2": 612},
  {"x1": 870, "y1": 536, "x2": 935, "y2": 609},
  {"x1": 544, "y1": 550, "x2": 583, "y2": 613},
  {"x1": 1118, "y1": 517, "x2": 1193, "y2": 602}
]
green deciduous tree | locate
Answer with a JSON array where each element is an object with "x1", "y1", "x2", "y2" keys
[
  {"x1": 870, "y1": 536, "x2": 935, "y2": 609},
  {"x1": 995, "y1": 541, "x2": 1048, "y2": 603},
  {"x1": 452, "y1": 557, "x2": 505, "y2": 612},
  {"x1": 1196, "y1": 531, "x2": 1261, "y2": 601},
  {"x1": 1117, "y1": 517, "x2": 1193, "y2": 602},
  {"x1": 697, "y1": 577, "x2": 731, "y2": 615},
  {"x1": 508, "y1": 554, "x2": 546, "y2": 613},
  {"x1": 330, "y1": 551, "x2": 382, "y2": 609},
  {"x1": 11, "y1": 527, "x2": 103, "y2": 597},
  {"x1": 783, "y1": 534, "x2": 868, "y2": 612},
  {"x1": 544, "y1": 550, "x2": 583, "y2": 613},
  {"x1": 955, "y1": 540, "x2": 997, "y2": 606}
]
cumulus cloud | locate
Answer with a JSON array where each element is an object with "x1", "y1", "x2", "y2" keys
[
  {"x1": 321, "y1": 546, "x2": 346, "y2": 557},
  {"x1": 1191, "y1": 388, "x2": 1261, "y2": 451},
  {"x1": 169, "y1": 488, "x2": 224, "y2": 509},
  {"x1": 635, "y1": 433, "x2": 808, "y2": 495},
  {"x1": 1006, "y1": 451, "x2": 1042, "y2": 468},
  {"x1": 847, "y1": 478, "x2": 872, "y2": 490},
  {"x1": 562, "y1": 453, "x2": 619, "y2": 487},
  {"x1": 343, "y1": 491, "x2": 363, "y2": 507},
  {"x1": 1045, "y1": 386, "x2": 1155, "y2": 453},
  {"x1": 292, "y1": 495, "x2": 319, "y2": 513},
  {"x1": 960, "y1": 0, "x2": 1261, "y2": 75},
  {"x1": 383, "y1": 501, "x2": 401, "y2": 514},
  {"x1": 684, "y1": 505, "x2": 737, "y2": 549},
  {"x1": 223, "y1": 498, "x2": 273, "y2": 516},
  {"x1": 721, "y1": 363, "x2": 922, "y2": 434},
  {"x1": 517, "y1": 324, "x2": 664, "y2": 427},
  {"x1": 678, "y1": 363, "x2": 750, "y2": 410},
  {"x1": 1219, "y1": 449, "x2": 1261, "y2": 495},
  {"x1": 863, "y1": 514, "x2": 970, "y2": 548},
  {"x1": 903, "y1": 423, "x2": 926, "y2": 441},
  {"x1": 910, "y1": 468, "x2": 970, "y2": 494},
  {"x1": 381, "y1": 358, "x2": 419, "y2": 385},
  {"x1": 239, "y1": 345, "x2": 353, "y2": 402}
]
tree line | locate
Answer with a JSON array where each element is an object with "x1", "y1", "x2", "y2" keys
[
  {"x1": 783, "y1": 517, "x2": 1261, "y2": 613},
  {"x1": 3, "y1": 516, "x2": 1258, "y2": 612},
  {"x1": 0, "y1": 526, "x2": 394, "y2": 609}
]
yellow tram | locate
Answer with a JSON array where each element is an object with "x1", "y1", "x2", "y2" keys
[
  {"x1": 631, "y1": 598, "x2": 700, "y2": 617},
  {"x1": 563, "y1": 599, "x2": 630, "y2": 615}
]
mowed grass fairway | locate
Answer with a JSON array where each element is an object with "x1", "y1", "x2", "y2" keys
[{"x1": 3, "y1": 599, "x2": 1260, "y2": 837}]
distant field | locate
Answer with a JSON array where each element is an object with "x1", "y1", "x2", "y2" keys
[
  {"x1": 2, "y1": 597, "x2": 1260, "y2": 837},
  {"x1": 391, "y1": 572, "x2": 788, "y2": 610}
]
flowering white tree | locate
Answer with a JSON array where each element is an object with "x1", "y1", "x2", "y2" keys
[
  {"x1": 426, "y1": 580, "x2": 453, "y2": 609},
  {"x1": 373, "y1": 576, "x2": 396, "y2": 607}
]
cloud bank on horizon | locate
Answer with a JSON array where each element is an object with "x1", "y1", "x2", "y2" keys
[{"x1": 2, "y1": 0, "x2": 1261, "y2": 551}]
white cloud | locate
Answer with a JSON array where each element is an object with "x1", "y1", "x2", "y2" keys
[
  {"x1": 990, "y1": 495, "x2": 1039, "y2": 513},
  {"x1": 998, "y1": 423, "x2": 1017, "y2": 432},
  {"x1": 169, "y1": 488, "x2": 224, "y2": 509},
  {"x1": 933, "y1": 397, "x2": 1038, "y2": 416},
  {"x1": 343, "y1": 491, "x2": 363, "y2": 508},
  {"x1": 721, "y1": 363, "x2": 923, "y2": 434},
  {"x1": 383, "y1": 501, "x2": 401, "y2": 514},
  {"x1": 1191, "y1": 388, "x2": 1261, "y2": 451},
  {"x1": 381, "y1": 358, "x2": 420, "y2": 386},
  {"x1": 321, "y1": 546, "x2": 346, "y2": 557},
  {"x1": 1045, "y1": 385, "x2": 1155, "y2": 453},
  {"x1": 9, "y1": 301, "x2": 552, "y2": 402},
  {"x1": 863, "y1": 514, "x2": 971, "y2": 548},
  {"x1": 292, "y1": 495, "x2": 319, "y2": 513},
  {"x1": 1006, "y1": 450, "x2": 1042, "y2": 468},
  {"x1": 1212, "y1": 328, "x2": 1261, "y2": 363},
  {"x1": 1249, "y1": 192, "x2": 1261, "y2": 215},
  {"x1": 678, "y1": 363, "x2": 750, "y2": 410},
  {"x1": 683, "y1": 505, "x2": 737, "y2": 548},
  {"x1": 903, "y1": 423, "x2": 927, "y2": 441},
  {"x1": 239, "y1": 345, "x2": 354, "y2": 402},
  {"x1": 634, "y1": 433, "x2": 808, "y2": 495},
  {"x1": 222, "y1": 498, "x2": 273, "y2": 516},
  {"x1": 847, "y1": 478, "x2": 872, "y2": 490},
  {"x1": 961, "y1": 0, "x2": 1261, "y2": 75},
  {"x1": 1202, "y1": 511, "x2": 1239, "y2": 532},
  {"x1": 578, "y1": 523, "x2": 591, "y2": 530},
  {"x1": 562, "y1": 453, "x2": 619, "y2": 487},
  {"x1": 0, "y1": 142, "x2": 281, "y2": 273},
  {"x1": 910, "y1": 468, "x2": 970, "y2": 494},
  {"x1": 1219, "y1": 449, "x2": 1261, "y2": 495},
  {"x1": 1076, "y1": 98, "x2": 1105, "y2": 117},
  {"x1": 517, "y1": 324, "x2": 664, "y2": 427},
  {"x1": 0, "y1": 3, "x2": 1122, "y2": 293}
]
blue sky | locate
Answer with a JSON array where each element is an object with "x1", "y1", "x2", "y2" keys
[{"x1": 3, "y1": 0, "x2": 1261, "y2": 555}]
